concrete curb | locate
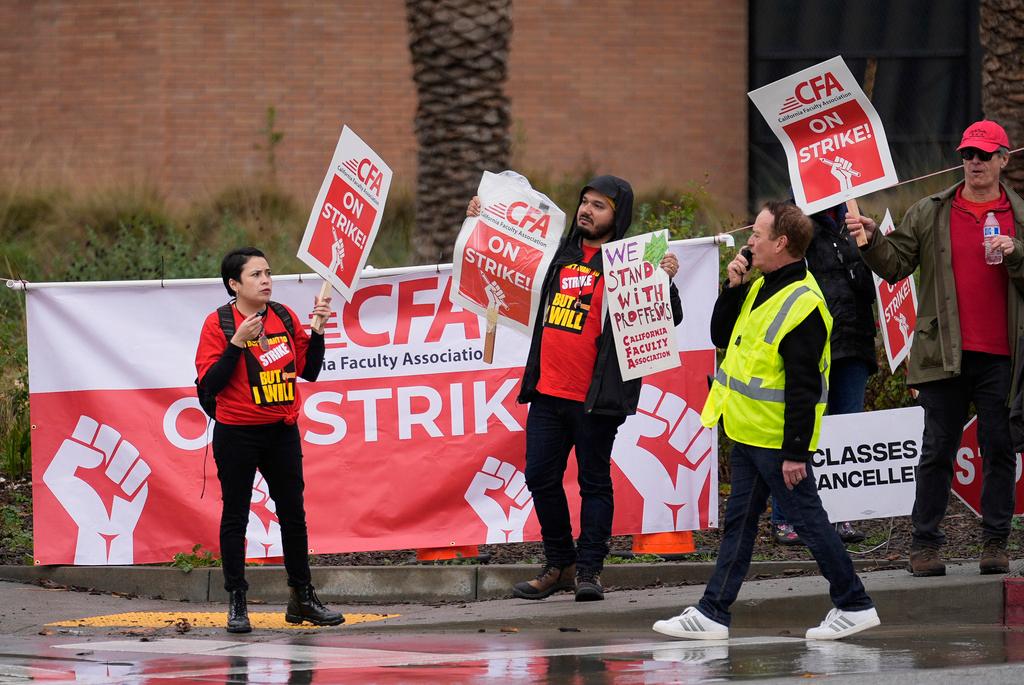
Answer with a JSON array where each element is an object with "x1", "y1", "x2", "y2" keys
[
  {"x1": 1, "y1": 560, "x2": 1019, "y2": 634},
  {"x1": 0, "y1": 560, "x2": 900, "y2": 604}
]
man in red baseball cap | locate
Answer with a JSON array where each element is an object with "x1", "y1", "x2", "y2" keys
[
  {"x1": 846, "y1": 120, "x2": 1023, "y2": 577},
  {"x1": 958, "y1": 120, "x2": 1011, "y2": 153}
]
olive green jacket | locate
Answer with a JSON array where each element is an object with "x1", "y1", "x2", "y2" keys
[{"x1": 860, "y1": 181, "x2": 1024, "y2": 402}]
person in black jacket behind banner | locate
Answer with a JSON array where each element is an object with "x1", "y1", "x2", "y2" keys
[
  {"x1": 771, "y1": 202, "x2": 877, "y2": 545},
  {"x1": 467, "y1": 176, "x2": 683, "y2": 601}
]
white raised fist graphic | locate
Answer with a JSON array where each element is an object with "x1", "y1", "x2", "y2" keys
[
  {"x1": 42, "y1": 416, "x2": 151, "y2": 564},
  {"x1": 328, "y1": 238, "x2": 345, "y2": 277},
  {"x1": 482, "y1": 274, "x2": 510, "y2": 311},
  {"x1": 246, "y1": 471, "x2": 283, "y2": 558},
  {"x1": 822, "y1": 155, "x2": 861, "y2": 192},
  {"x1": 896, "y1": 312, "x2": 910, "y2": 345},
  {"x1": 465, "y1": 456, "x2": 534, "y2": 543},
  {"x1": 612, "y1": 384, "x2": 716, "y2": 532}
]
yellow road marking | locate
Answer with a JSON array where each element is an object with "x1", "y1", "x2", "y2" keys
[{"x1": 47, "y1": 611, "x2": 399, "y2": 629}]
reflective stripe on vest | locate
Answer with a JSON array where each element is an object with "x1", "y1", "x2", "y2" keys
[
  {"x1": 700, "y1": 272, "x2": 833, "y2": 450},
  {"x1": 713, "y1": 365, "x2": 829, "y2": 405}
]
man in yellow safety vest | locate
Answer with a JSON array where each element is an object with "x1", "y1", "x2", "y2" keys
[{"x1": 653, "y1": 201, "x2": 880, "y2": 641}]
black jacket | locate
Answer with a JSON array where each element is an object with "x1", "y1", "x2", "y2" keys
[
  {"x1": 803, "y1": 204, "x2": 877, "y2": 370},
  {"x1": 518, "y1": 175, "x2": 684, "y2": 416}
]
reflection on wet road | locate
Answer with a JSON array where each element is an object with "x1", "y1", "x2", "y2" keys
[{"x1": 1, "y1": 625, "x2": 1023, "y2": 683}]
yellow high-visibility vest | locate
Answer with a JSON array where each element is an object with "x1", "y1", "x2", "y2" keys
[{"x1": 700, "y1": 271, "x2": 833, "y2": 450}]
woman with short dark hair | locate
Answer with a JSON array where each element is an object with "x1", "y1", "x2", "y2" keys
[{"x1": 195, "y1": 247, "x2": 342, "y2": 633}]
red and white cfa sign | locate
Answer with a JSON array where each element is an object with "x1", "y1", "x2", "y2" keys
[
  {"x1": 748, "y1": 56, "x2": 898, "y2": 215},
  {"x1": 451, "y1": 171, "x2": 564, "y2": 334},
  {"x1": 873, "y1": 210, "x2": 918, "y2": 372},
  {"x1": 952, "y1": 415, "x2": 1024, "y2": 516},
  {"x1": 297, "y1": 125, "x2": 393, "y2": 302}
]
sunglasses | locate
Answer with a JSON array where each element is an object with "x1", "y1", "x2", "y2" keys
[{"x1": 961, "y1": 148, "x2": 995, "y2": 162}]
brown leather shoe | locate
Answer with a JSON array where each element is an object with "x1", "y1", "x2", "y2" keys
[
  {"x1": 908, "y1": 548, "x2": 945, "y2": 577},
  {"x1": 512, "y1": 563, "x2": 576, "y2": 599},
  {"x1": 980, "y1": 539, "x2": 1010, "y2": 575}
]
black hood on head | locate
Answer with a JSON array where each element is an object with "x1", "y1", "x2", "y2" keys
[{"x1": 568, "y1": 174, "x2": 634, "y2": 243}]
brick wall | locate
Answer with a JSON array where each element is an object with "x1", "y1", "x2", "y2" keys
[{"x1": 0, "y1": 1, "x2": 747, "y2": 215}]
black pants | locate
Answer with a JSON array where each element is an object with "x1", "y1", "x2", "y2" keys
[
  {"x1": 913, "y1": 351, "x2": 1016, "y2": 548},
  {"x1": 212, "y1": 421, "x2": 311, "y2": 592},
  {"x1": 524, "y1": 394, "x2": 626, "y2": 573}
]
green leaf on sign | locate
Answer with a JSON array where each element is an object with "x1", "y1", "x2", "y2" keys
[{"x1": 643, "y1": 232, "x2": 669, "y2": 267}]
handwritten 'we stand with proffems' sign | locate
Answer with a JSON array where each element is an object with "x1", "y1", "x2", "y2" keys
[{"x1": 602, "y1": 230, "x2": 680, "y2": 381}]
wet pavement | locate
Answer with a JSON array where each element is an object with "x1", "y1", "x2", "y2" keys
[{"x1": 1, "y1": 625, "x2": 1023, "y2": 683}]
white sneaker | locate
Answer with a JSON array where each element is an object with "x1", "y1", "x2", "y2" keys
[
  {"x1": 805, "y1": 607, "x2": 880, "y2": 640},
  {"x1": 652, "y1": 606, "x2": 729, "y2": 640}
]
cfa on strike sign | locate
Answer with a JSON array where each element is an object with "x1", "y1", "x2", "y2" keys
[
  {"x1": 297, "y1": 125, "x2": 393, "y2": 301},
  {"x1": 451, "y1": 171, "x2": 564, "y2": 334},
  {"x1": 748, "y1": 56, "x2": 898, "y2": 215},
  {"x1": 873, "y1": 209, "x2": 918, "y2": 372}
]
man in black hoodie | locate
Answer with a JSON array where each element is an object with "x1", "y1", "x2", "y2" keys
[{"x1": 468, "y1": 175, "x2": 683, "y2": 601}]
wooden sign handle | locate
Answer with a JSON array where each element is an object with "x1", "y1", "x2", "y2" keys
[
  {"x1": 482, "y1": 305, "x2": 498, "y2": 364},
  {"x1": 847, "y1": 58, "x2": 876, "y2": 249},
  {"x1": 846, "y1": 198, "x2": 868, "y2": 247},
  {"x1": 311, "y1": 280, "x2": 332, "y2": 332}
]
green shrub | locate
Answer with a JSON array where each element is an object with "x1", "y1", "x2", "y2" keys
[
  {"x1": 61, "y1": 222, "x2": 222, "y2": 282},
  {"x1": 0, "y1": 495, "x2": 32, "y2": 564},
  {"x1": 367, "y1": 185, "x2": 416, "y2": 269},
  {"x1": 171, "y1": 544, "x2": 221, "y2": 572}
]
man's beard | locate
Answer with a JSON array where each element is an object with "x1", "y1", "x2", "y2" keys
[{"x1": 576, "y1": 217, "x2": 615, "y2": 241}]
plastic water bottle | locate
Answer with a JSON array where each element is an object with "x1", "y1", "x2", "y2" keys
[{"x1": 984, "y1": 212, "x2": 1003, "y2": 265}]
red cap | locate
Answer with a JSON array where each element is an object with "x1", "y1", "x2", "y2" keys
[{"x1": 957, "y1": 120, "x2": 1010, "y2": 153}]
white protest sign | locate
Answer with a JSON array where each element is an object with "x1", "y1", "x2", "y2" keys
[
  {"x1": 602, "y1": 230, "x2": 679, "y2": 381},
  {"x1": 297, "y1": 125, "x2": 393, "y2": 302},
  {"x1": 872, "y1": 209, "x2": 918, "y2": 373},
  {"x1": 813, "y1": 406, "x2": 924, "y2": 521},
  {"x1": 451, "y1": 171, "x2": 564, "y2": 334},
  {"x1": 748, "y1": 56, "x2": 898, "y2": 215}
]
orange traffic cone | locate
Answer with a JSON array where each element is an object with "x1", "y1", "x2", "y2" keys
[
  {"x1": 245, "y1": 555, "x2": 284, "y2": 565},
  {"x1": 416, "y1": 545, "x2": 483, "y2": 562},
  {"x1": 631, "y1": 531, "x2": 695, "y2": 559}
]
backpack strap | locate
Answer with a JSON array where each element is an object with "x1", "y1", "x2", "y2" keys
[
  {"x1": 216, "y1": 301, "x2": 296, "y2": 342},
  {"x1": 216, "y1": 303, "x2": 235, "y2": 342},
  {"x1": 268, "y1": 301, "x2": 297, "y2": 340}
]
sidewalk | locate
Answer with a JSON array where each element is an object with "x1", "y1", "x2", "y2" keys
[{"x1": 1, "y1": 559, "x2": 1019, "y2": 635}]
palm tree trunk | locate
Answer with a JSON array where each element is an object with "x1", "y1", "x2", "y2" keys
[
  {"x1": 406, "y1": 0, "x2": 512, "y2": 264},
  {"x1": 980, "y1": 0, "x2": 1024, "y2": 192}
]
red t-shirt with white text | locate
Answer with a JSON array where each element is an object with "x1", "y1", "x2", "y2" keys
[
  {"x1": 195, "y1": 304, "x2": 310, "y2": 425},
  {"x1": 950, "y1": 187, "x2": 1014, "y2": 355},
  {"x1": 537, "y1": 245, "x2": 605, "y2": 402}
]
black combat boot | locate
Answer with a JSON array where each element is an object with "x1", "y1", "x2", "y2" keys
[
  {"x1": 226, "y1": 589, "x2": 251, "y2": 633},
  {"x1": 285, "y1": 584, "x2": 345, "y2": 626}
]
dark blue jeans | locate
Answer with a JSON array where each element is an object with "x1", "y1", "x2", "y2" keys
[
  {"x1": 772, "y1": 357, "x2": 871, "y2": 524},
  {"x1": 913, "y1": 351, "x2": 1015, "y2": 548},
  {"x1": 524, "y1": 394, "x2": 626, "y2": 573},
  {"x1": 698, "y1": 442, "x2": 873, "y2": 626},
  {"x1": 212, "y1": 420, "x2": 311, "y2": 592}
]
